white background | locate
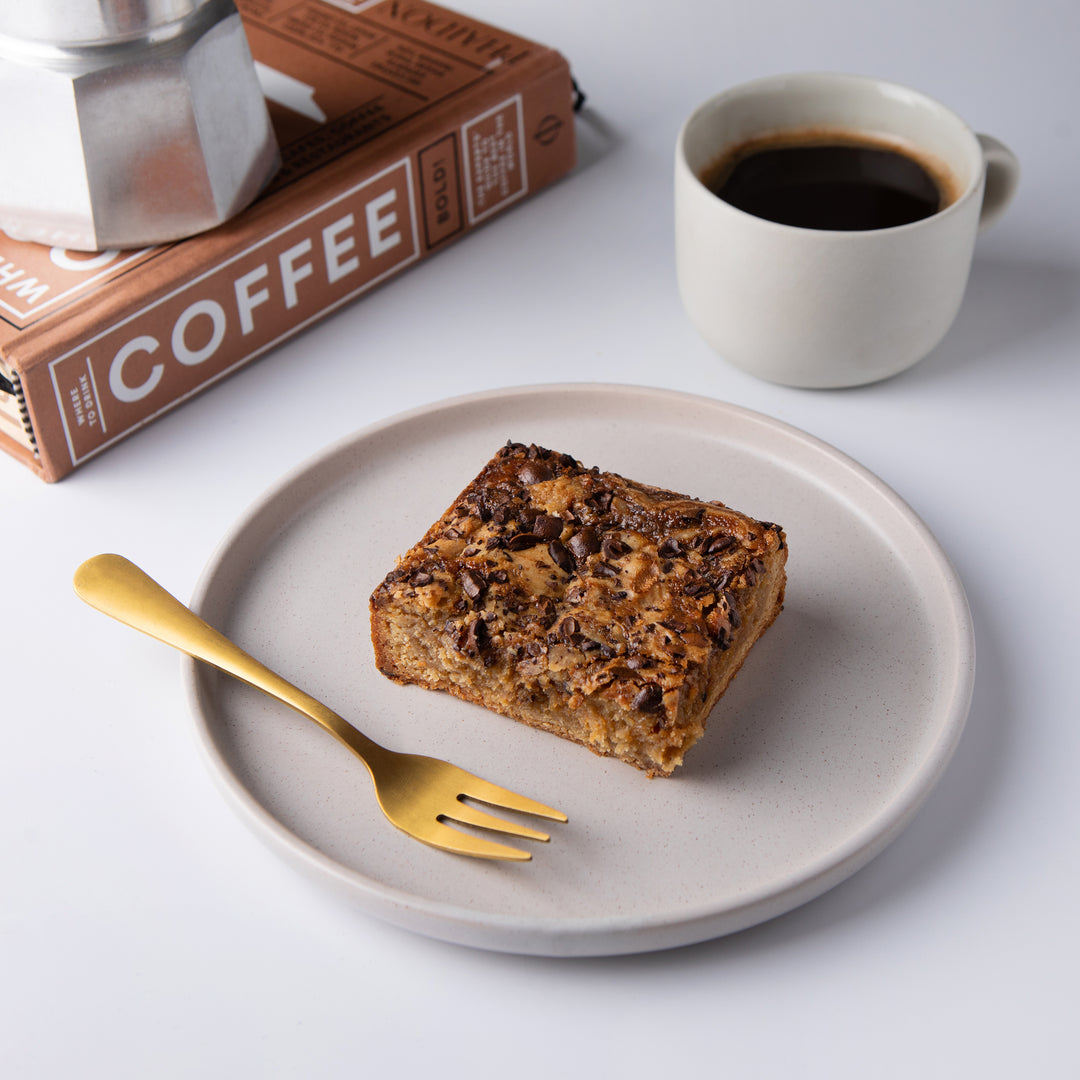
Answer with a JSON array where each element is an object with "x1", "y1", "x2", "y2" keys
[{"x1": 3, "y1": 0, "x2": 1078, "y2": 1075}]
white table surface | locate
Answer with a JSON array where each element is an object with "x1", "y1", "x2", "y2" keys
[{"x1": 4, "y1": 0, "x2": 1078, "y2": 1075}]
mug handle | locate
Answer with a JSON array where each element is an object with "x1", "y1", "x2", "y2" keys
[{"x1": 976, "y1": 133, "x2": 1020, "y2": 231}]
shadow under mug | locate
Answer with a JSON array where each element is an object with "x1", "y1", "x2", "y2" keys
[{"x1": 675, "y1": 72, "x2": 1020, "y2": 388}]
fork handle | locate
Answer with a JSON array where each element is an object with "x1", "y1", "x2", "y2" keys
[{"x1": 73, "y1": 554, "x2": 383, "y2": 762}]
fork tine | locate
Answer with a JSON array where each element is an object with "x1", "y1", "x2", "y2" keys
[
  {"x1": 444, "y1": 799, "x2": 553, "y2": 843},
  {"x1": 419, "y1": 818, "x2": 534, "y2": 862},
  {"x1": 458, "y1": 777, "x2": 569, "y2": 823}
]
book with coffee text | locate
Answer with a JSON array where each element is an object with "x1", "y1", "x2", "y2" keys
[{"x1": 0, "y1": 0, "x2": 577, "y2": 481}]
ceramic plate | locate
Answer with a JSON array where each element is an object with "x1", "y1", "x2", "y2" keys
[{"x1": 185, "y1": 384, "x2": 974, "y2": 956}]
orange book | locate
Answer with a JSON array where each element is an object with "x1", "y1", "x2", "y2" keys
[{"x1": 0, "y1": 0, "x2": 577, "y2": 481}]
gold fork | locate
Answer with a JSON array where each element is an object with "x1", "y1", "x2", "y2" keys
[{"x1": 73, "y1": 554, "x2": 567, "y2": 861}]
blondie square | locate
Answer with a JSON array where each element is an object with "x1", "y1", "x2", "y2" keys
[{"x1": 370, "y1": 442, "x2": 786, "y2": 775}]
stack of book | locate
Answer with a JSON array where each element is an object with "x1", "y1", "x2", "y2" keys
[{"x1": 0, "y1": 0, "x2": 577, "y2": 481}]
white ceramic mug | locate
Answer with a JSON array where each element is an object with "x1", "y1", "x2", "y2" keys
[{"x1": 675, "y1": 72, "x2": 1020, "y2": 388}]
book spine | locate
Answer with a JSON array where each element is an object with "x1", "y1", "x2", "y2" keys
[
  {"x1": 6, "y1": 52, "x2": 575, "y2": 481},
  {"x1": 0, "y1": 357, "x2": 37, "y2": 468}
]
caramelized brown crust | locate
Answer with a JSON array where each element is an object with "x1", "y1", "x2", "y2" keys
[{"x1": 369, "y1": 442, "x2": 787, "y2": 775}]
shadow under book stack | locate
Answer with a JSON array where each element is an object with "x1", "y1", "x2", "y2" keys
[{"x1": 0, "y1": 0, "x2": 577, "y2": 481}]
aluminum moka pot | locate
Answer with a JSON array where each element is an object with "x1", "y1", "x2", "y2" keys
[{"x1": 0, "y1": 0, "x2": 280, "y2": 250}]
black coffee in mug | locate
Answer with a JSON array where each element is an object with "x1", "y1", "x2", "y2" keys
[{"x1": 702, "y1": 132, "x2": 953, "y2": 230}]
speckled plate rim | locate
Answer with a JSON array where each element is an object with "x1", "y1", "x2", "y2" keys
[{"x1": 183, "y1": 383, "x2": 975, "y2": 957}]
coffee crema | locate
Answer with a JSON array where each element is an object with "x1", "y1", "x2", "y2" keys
[{"x1": 702, "y1": 131, "x2": 955, "y2": 231}]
